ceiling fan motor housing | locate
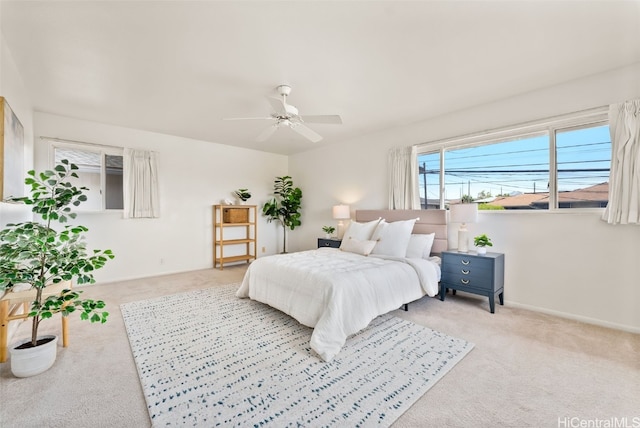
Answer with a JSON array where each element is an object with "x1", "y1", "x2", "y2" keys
[{"x1": 277, "y1": 85, "x2": 292, "y2": 97}]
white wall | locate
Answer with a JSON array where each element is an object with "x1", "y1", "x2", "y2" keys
[
  {"x1": 289, "y1": 63, "x2": 640, "y2": 332},
  {"x1": 0, "y1": 31, "x2": 33, "y2": 226},
  {"x1": 34, "y1": 113, "x2": 288, "y2": 283}
]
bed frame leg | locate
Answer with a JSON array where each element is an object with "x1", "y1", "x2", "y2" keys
[{"x1": 403, "y1": 303, "x2": 408, "y2": 311}]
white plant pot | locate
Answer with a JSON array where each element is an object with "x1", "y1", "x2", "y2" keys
[
  {"x1": 9, "y1": 335, "x2": 58, "y2": 378},
  {"x1": 325, "y1": 233, "x2": 331, "y2": 239},
  {"x1": 476, "y1": 247, "x2": 487, "y2": 255}
]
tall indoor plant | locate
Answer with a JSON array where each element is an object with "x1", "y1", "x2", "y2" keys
[
  {"x1": 0, "y1": 160, "x2": 114, "y2": 376},
  {"x1": 262, "y1": 176, "x2": 302, "y2": 253}
]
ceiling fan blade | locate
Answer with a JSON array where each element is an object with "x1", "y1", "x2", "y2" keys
[
  {"x1": 256, "y1": 125, "x2": 278, "y2": 142},
  {"x1": 267, "y1": 96, "x2": 287, "y2": 115},
  {"x1": 299, "y1": 115, "x2": 343, "y2": 124},
  {"x1": 223, "y1": 116, "x2": 274, "y2": 121},
  {"x1": 291, "y1": 123, "x2": 323, "y2": 143}
]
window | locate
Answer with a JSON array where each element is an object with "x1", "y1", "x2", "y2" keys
[
  {"x1": 417, "y1": 110, "x2": 610, "y2": 210},
  {"x1": 417, "y1": 151, "x2": 441, "y2": 209},
  {"x1": 555, "y1": 125, "x2": 610, "y2": 208},
  {"x1": 444, "y1": 134, "x2": 549, "y2": 204},
  {"x1": 53, "y1": 145, "x2": 124, "y2": 210}
]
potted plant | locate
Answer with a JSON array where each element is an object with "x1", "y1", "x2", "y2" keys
[
  {"x1": 473, "y1": 234, "x2": 493, "y2": 255},
  {"x1": 322, "y1": 225, "x2": 336, "y2": 239},
  {"x1": 0, "y1": 160, "x2": 114, "y2": 377},
  {"x1": 233, "y1": 188, "x2": 251, "y2": 204},
  {"x1": 262, "y1": 176, "x2": 302, "y2": 253}
]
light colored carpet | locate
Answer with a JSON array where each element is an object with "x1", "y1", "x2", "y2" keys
[
  {"x1": 121, "y1": 284, "x2": 473, "y2": 427},
  {"x1": 0, "y1": 265, "x2": 638, "y2": 428}
]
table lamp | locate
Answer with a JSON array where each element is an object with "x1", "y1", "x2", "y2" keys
[
  {"x1": 450, "y1": 203, "x2": 478, "y2": 252},
  {"x1": 332, "y1": 204, "x2": 351, "y2": 239}
]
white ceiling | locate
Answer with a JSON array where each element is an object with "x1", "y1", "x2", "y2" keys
[{"x1": 2, "y1": 1, "x2": 640, "y2": 155}]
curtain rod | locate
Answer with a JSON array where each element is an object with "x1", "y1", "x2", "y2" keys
[{"x1": 39, "y1": 136, "x2": 120, "y2": 149}]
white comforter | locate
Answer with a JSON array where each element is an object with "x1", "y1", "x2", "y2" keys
[{"x1": 236, "y1": 248, "x2": 441, "y2": 361}]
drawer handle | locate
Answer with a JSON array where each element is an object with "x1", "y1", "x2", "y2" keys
[
  {"x1": 461, "y1": 269, "x2": 470, "y2": 275},
  {"x1": 461, "y1": 279, "x2": 470, "y2": 285},
  {"x1": 461, "y1": 260, "x2": 470, "y2": 265},
  {"x1": 324, "y1": 242, "x2": 331, "y2": 246}
]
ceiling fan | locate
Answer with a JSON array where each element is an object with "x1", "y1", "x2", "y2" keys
[{"x1": 223, "y1": 85, "x2": 342, "y2": 143}]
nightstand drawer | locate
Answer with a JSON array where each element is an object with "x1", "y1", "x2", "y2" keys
[
  {"x1": 441, "y1": 263, "x2": 494, "y2": 281},
  {"x1": 441, "y1": 271, "x2": 493, "y2": 290},
  {"x1": 442, "y1": 253, "x2": 493, "y2": 270},
  {"x1": 318, "y1": 238, "x2": 341, "y2": 248}
]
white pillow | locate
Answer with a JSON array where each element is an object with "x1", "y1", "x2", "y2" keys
[
  {"x1": 341, "y1": 218, "x2": 381, "y2": 241},
  {"x1": 370, "y1": 218, "x2": 417, "y2": 258},
  {"x1": 406, "y1": 233, "x2": 436, "y2": 258},
  {"x1": 339, "y1": 238, "x2": 377, "y2": 256}
]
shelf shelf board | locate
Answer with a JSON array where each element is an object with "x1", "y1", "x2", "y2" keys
[
  {"x1": 217, "y1": 238, "x2": 255, "y2": 245},
  {"x1": 215, "y1": 255, "x2": 255, "y2": 264}
]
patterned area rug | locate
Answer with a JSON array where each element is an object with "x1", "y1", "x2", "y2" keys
[{"x1": 121, "y1": 284, "x2": 473, "y2": 427}]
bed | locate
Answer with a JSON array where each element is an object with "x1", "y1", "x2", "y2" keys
[{"x1": 236, "y1": 209, "x2": 447, "y2": 361}]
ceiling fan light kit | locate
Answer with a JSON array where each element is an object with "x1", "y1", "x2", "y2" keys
[{"x1": 225, "y1": 84, "x2": 342, "y2": 143}]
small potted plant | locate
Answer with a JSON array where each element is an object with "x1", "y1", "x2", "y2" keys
[
  {"x1": 322, "y1": 225, "x2": 336, "y2": 239},
  {"x1": 473, "y1": 234, "x2": 493, "y2": 255},
  {"x1": 233, "y1": 188, "x2": 251, "y2": 204}
]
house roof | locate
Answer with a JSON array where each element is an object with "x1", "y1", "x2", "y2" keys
[
  {"x1": 491, "y1": 193, "x2": 549, "y2": 208},
  {"x1": 489, "y1": 183, "x2": 609, "y2": 209},
  {"x1": 534, "y1": 182, "x2": 609, "y2": 204}
]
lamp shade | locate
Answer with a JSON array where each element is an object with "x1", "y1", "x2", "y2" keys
[
  {"x1": 450, "y1": 203, "x2": 478, "y2": 224},
  {"x1": 332, "y1": 204, "x2": 351, "y2": 220}
]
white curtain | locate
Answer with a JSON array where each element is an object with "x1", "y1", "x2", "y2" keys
[
  {"x1": 602, "y1": 99, "x2": 640, "y2": 225},
  {"x1": 123, "y1": 149, "x2": 160, "y2": 218},
  {"x1": 388, "y1": 146, "x2": 420, "y2": 209}
]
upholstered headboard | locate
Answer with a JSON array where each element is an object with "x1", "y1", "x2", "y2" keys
[{"x1": 355, "y1": 209, "x2": 448, "y2": 255}]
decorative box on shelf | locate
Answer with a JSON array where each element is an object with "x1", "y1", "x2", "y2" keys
[{"x1": 222, "y1": 206, "x2": 249, "y2": 223}]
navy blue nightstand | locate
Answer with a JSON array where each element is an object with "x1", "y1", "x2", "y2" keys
[{"x1": 440, "y1": 251, "x2": 505, "y2": 313}]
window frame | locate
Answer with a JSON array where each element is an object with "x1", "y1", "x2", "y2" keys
[
  {"x1": 416, "y1": 107, "x2": 610, "y2": 212},
  {"x1": 49, "y1": 141, "x2": 124, "y2": 212}
]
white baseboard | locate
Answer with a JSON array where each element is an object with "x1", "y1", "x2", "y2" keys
[
  {"x1": 506, "y1": 300, "x2": 640, "y2": 334},
  {"x1": 90, "y1": 266, "x2": 213, "y2": 286}
]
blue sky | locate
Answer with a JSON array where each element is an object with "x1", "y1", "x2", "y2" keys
[{"x1": 418, "y1": 124, "x2": 610, "y2": 201}]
